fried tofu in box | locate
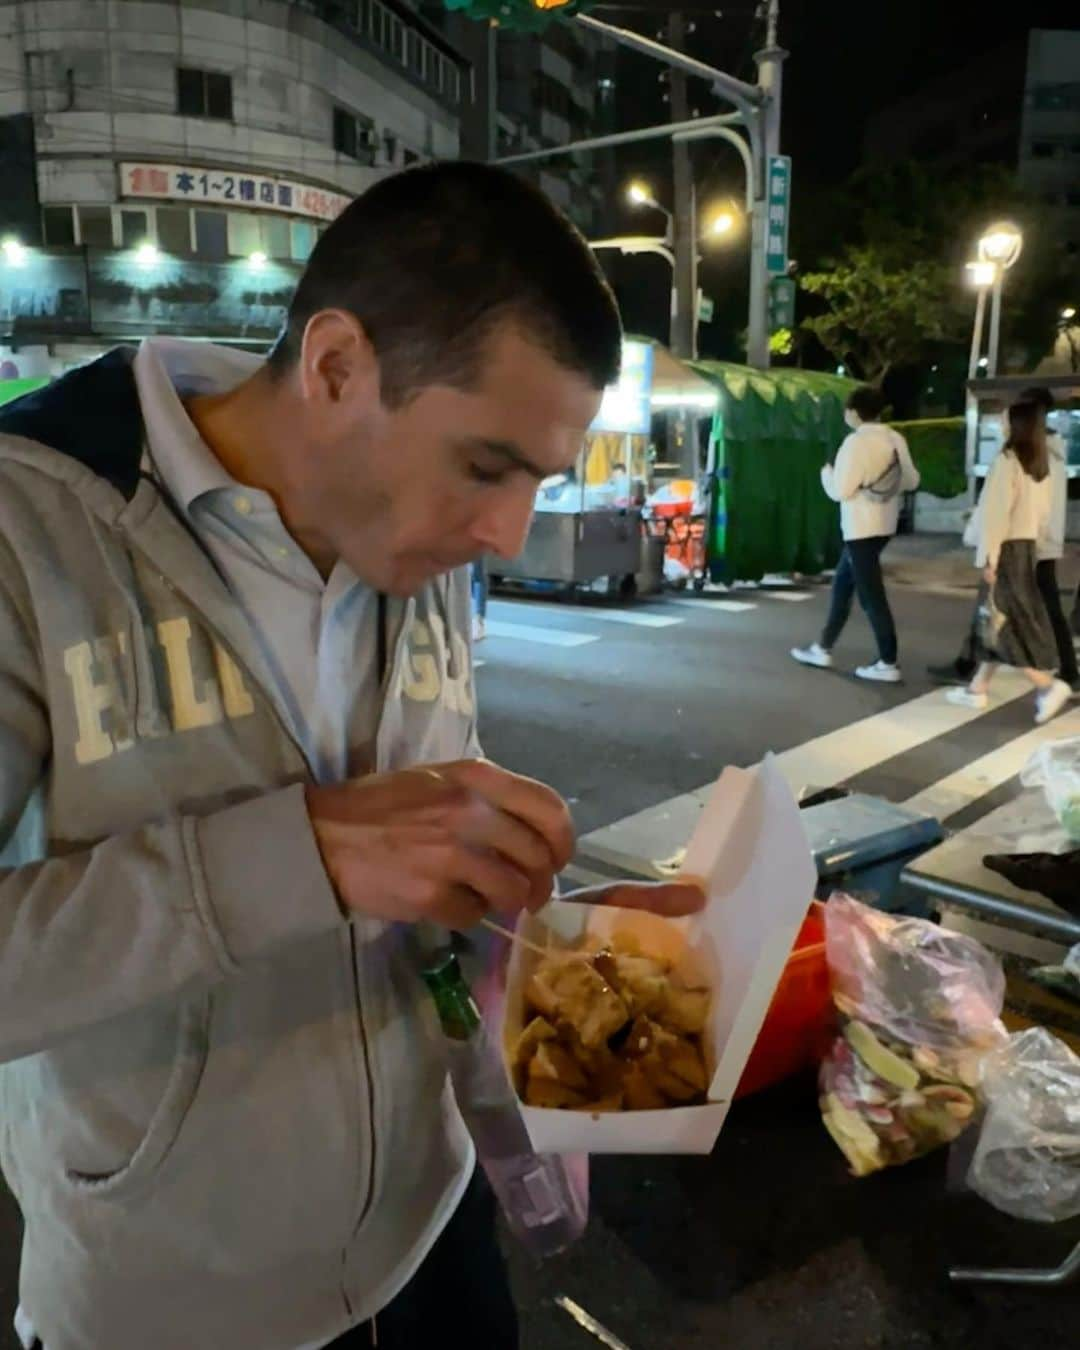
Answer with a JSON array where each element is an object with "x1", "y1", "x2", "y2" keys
[{"x1": 512, "y1": 932, "x2": 711, "y2": 1115}]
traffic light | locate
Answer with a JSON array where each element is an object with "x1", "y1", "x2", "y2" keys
[{"x1": 442, "y1": 0, "x2": 590, "y2": 33}]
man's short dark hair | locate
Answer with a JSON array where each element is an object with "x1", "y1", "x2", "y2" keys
[
  {"x1": 1020, "y1": 386, "x2": 1055, "y2": 412},
  {"x1": 269, "y1": 162, "x2": 622, "y2": 405},
  {"x1": 846, "y1": 385, "x2": 886, "y2": 422}
]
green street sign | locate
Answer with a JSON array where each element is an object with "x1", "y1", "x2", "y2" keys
[
  {"x1": 697, "y1": 291, "x2": 715, "y2": 324},
  {"x1": 765, "y1": 154, "x2": 792, "y2": 276},
  {"x1": 768, "y1": 276, "x2": 796, "y2": 332}
]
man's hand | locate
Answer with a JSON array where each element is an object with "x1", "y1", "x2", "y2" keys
[
  {"x1": 563, "y1": 880, "x2": 707, "y2": 917},
  {"x1": 307, "y1": 760, "x2": 573, "y2": 929}
]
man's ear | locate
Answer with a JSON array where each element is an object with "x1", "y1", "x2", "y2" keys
[{"x1": 299, "y1": 309, "x2": 379, "y2": 409}]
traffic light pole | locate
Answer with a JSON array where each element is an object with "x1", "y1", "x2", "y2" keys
[
  {"x1": 748, "y1": 10, "x2": 785, "y2": 368},
  {"x1": 667, "y1": 11, "x2": 697, "y2": 362},
  {"x1": 495, "y1": 9, "x2": 785, "y2": 370}
]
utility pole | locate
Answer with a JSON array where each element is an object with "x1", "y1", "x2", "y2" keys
[
  {"x1": 667, "y1": 11, "x2": 697, "y2": 363},
  {"x1": 746, "y1": 0, "x2": 785, "y2": 369}
]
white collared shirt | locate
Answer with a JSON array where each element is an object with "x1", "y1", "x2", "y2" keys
[{"x1": 133, "y1": 336, "x2": 382, "y2": 786}]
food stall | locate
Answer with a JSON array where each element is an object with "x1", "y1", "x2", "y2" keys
[{"x1": 490, "y1": 339, "x2": 720, "y2": 593}]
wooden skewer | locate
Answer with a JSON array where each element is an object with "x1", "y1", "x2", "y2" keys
[{"x1": 480, "y1": 917, "x2": 551, "y2": 958}]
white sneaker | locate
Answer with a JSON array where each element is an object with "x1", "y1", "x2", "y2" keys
[
  {"x1": 472, "y1": 615, "x2": 486, "y2": 643},
  {"x1": 1035, "y1": 678, "x2": 1071, "y2": 726},
  {"x1": 946, "y1": 687, "x2": 989, "y2": 710},
  {"x1": 791, "y1": 643, "x2": 833, "y2": 669},
  {"x1": 855, "y1": 660, "x2": 902, "y2": 684}
]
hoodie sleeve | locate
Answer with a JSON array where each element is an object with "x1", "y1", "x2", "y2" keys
[
  {"x1": 822, "y1": 433, "x2": 863, "y2": 502},
  {"x1": 0, "y1": 544, "x2": 344, "y2": 1065},
  {"x1": 976, "y1": 452, "x2": 1017, "y2": 572}
]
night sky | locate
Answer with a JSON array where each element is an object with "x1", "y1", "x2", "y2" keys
[{"x1": 598, "y1": 0, "x2": 1079, "y2": 357}]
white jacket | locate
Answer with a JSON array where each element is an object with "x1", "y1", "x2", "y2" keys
[
  {"x1": 821, "y1": 423, "x2": 920, "y2": 541},
  {"x1": 1037, "y1": 432, "x2": 1068, "y2": 562},
  {"x1": 975, "y1": 448, "x2": 1052, "y2": 571}
]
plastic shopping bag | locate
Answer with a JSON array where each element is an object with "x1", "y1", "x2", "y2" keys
[
  {"x1": 1021, "y1": 737, "x2": 1080, "y2": 841},
  {"x1": 968, "y1": 1027, "x2": 1080, "y2": 1224},
  {"x1": 819, "y1": 894, "x2": 1007, "y2": 1176}
]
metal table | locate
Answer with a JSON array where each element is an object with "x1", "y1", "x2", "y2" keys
[{"x1": 901, "y1": 790, "x2": 1080, "y2": 957}]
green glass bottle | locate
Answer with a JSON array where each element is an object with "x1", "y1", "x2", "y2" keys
[{"x1": 421, "y1": 949, "x2": 480, "y2": 1042}]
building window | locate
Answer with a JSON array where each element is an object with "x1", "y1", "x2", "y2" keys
[
  {"x1": 388, "y1": 16, "x2": 405, "y2": 65},
  {"x1": 77, "y1": 206, "x2": 113, "y2": 248},
  {"x1": 42, "y1": 205, "x2": 76, "y2": 246},
  {"x1": 177, "y1": 67, "x2": 233, "y2": 120},
  {"x1": 264, "y1": 216, "x2": 291, "y2": 261},
  {"x1": 193, "y1": 209, "x2": 228, "y2": 259},
  {"x1": 157, "y1": 207, "x2": 192, "y2": 255},
  {"x1": 227, "y1": 212, "x2": 262, "y2": 258},
  {"x1": 408, "y1": 31, "x2": 424, "y2": 79},
  {"x1": 119, "y1": 209, "x2": 152, "y2": 249},
  {"x1": 333, "y1": 106, "x2": 374, "y2": 164},
  {"x1": 291, "y1": 220, "x2": 316, "y2": 262}
]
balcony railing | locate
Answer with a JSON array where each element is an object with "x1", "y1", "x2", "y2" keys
[{"x1": 0, "y1": 246, "x2": 302, "y2": 345}]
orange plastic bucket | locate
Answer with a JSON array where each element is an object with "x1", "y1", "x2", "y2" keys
[{"x1": 735, "y1": 901, "x2": 833, "y2": 1099}]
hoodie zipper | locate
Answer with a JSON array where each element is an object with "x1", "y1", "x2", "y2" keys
[{"x1": 137, "y1": 554, "x2": 383, "y2": 1285}]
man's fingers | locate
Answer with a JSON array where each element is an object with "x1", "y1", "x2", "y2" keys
[
  {"x1": 446, "y1": 844, "x2": 535, "y2": 918},
  {"x1": 564, "y1": 879, "x2": 708, "y2": 917},
  {"x1": 456, "y1": 797, "x2": 558, "y2": 879},
  {"x1": 438, "y1": 760, "x2": 575, "y2": 871}
]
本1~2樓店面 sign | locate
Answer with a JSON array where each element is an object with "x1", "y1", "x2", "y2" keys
[{"x1": 119, "y1": 163, "x2": 351, "y2": 224}]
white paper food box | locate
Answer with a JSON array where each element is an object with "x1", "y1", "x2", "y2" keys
[{"x1": 502, "y1": 755, "x2": 816, "y2": 1154}]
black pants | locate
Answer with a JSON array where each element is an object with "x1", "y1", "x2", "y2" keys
[
  {"x1": 329, "y1": 1169, "x2": 518, "y2": 1350},
  {"x1": 1036, "y1": 559, "x2": 1078, "y2": 684},
  {"x1": 821, "y1": 536, "x2": 897, "y2": 665}
]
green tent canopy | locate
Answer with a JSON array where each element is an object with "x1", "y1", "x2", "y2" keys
[{"x1": 688, "y1": 361, "x2": 856, "y2": 583}]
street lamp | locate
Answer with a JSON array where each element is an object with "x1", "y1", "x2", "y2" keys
[
  {"x1": 134, "y1": 242, "x2": 159, "y2": 267},
  {"x1": 626, "y1": 180, "x2": 674, "y2": 237},
  {"x1": 976, "y1": 221, "x2": 1023, "y2": 376},
  {"x1": 1063, "y1": 306, "x2": 1077, "y2": 322},
  {"x1": 705, "y1": 209, "x2": 737, "y2": 240},
  {"x1": 1, "y1": 237, "x2": 27, "y2": 266},
  {"x1": 965, "y1": 259, "x2": 997, "y2": 379}
]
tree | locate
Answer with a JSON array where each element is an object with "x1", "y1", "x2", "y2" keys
[
  {"x1": 799, "y1": 246, "x2": 963, "y2": 386},
  {"x1": 796, "y1": 159, "x2": 1070, "y2": 388}
]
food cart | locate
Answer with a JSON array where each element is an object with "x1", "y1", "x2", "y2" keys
[{"x1": 490, "y1": 339, "x2": 720, "y2": 594}]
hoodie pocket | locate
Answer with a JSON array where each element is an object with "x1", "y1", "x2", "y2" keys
[{"x1": 61, "y1": 992, "x2": 211, "y2": 1201}]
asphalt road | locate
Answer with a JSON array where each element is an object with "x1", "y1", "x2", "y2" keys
[{"x1": 3, "y1": 576, "x2": 1078, "y2": 1349}]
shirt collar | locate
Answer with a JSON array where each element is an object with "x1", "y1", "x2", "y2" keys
[{"x1": 133, "y1": 336, "x2": 263, "y2": 516}]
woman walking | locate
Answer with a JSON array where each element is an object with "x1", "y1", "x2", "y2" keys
[
  {"x1": 947, "y1": 400, "x2": 1071, "y2": 725},
  {"x1": 792, "y1": 385, "x2": 920, "y2": 682}
]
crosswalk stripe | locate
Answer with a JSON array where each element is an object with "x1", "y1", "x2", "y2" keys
[
  {"x1": 485, "y1": 619, "x2": 598, "y2": 648},
  {"x1": 902, "y1": 703, "x2": 1080, "y2": 821},
  {"x1": 766, "y1": 592, "x2": 812, "y2": 603},
  {"x1": 771, "y1": 673, "x2": 1031, "y2": 796},
  {"x1": 576, "y1": 677, "x2": 1035, "y2": 877},
  {"x1": 670, "y1": 597, "x2": 757, "y2": 613},
  {"x1": 577, "y1": 609, "x2": 683, "y2": 629},
  {"x1": 664, "y1": 597, "x2": 757, "y2": 612}
]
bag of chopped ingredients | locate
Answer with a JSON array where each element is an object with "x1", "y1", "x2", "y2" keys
[{"x1": 819, "y1": 894, "x2": 1007, "y2": 1176}]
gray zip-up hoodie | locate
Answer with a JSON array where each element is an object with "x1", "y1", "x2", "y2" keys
[{"x1": 0, "y1": 349, "x2": 477, "y2": 1350}]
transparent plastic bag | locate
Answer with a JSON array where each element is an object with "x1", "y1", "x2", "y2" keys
[
  {"x1": 968, "y1": 1028, "x2": 1080, "y2": 1224},
  {"x1": 1021, "y1": 737, "x2": 1080, "y2": 841},
  {"x1": 819, "y1": 894, "x2": 1007, "y2": 1176}
]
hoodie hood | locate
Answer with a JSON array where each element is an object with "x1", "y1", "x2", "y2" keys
[{"x1": 0, "y1": 346, "x2": 143, "y2": 499}]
